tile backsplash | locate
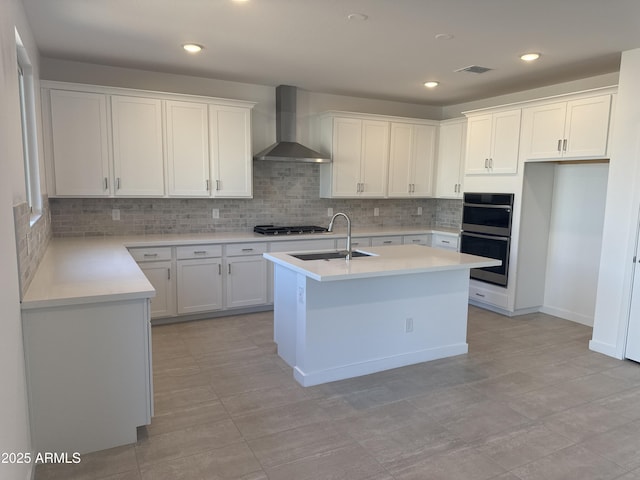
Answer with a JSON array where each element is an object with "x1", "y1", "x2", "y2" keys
[
  {"x1": 14, "y1": 196, "x2": 53, "y2": 298},
  {"x1": 50, "y1": 163, "x2": 462, "y2": 237}
]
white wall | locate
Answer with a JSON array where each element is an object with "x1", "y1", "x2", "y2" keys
[
  {"x1": 0, "y1": 1, "x2": 41, "y2": 479},
  {"x1": 591, "y1": 49, "x2": 640, "y2": 358},
  {"x1": 442, "y1": 72, "x2": 619, "y2": 119},
  {"x1": 542, "y1": 163, "x2": 608, "y2": 326}
]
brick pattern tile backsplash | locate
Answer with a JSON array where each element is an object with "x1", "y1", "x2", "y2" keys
[
  {"x1": 50, "y1": 163, "x2": 462, "y2": 237},
  {"x1": 13, "y1": 196, "x2": 53, "y2": 298}
]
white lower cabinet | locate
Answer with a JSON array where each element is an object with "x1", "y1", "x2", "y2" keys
[
  {"x1": 469, "y1": 281, "x2": 509, "y2": 310},
  {"x1": 177, "y1": 258, "x2": 223, "y2": 314},
  {"x1": 431, "y1": 233, "x2": 459, "y2": 251},
  {"x1": 403, "y1": 234, "x2": 431, "y2": 246},
  {"x1": 225, "y1": 256, "x2": 267, "y2": 308}
]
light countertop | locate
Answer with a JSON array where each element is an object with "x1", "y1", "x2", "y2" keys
[
  {"x1": 21, "y1": 226, "x2": 461, "y2": 309},
  {"x1": 264, "y1": 244, "x2": 500, "y2": 282}
]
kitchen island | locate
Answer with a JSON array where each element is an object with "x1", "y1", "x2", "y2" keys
[{"x1": 264, "y1": 244, "x2": 500, "y2": 386}]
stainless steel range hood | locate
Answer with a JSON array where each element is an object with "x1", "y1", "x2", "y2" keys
[{"x1": 254, "y1": 85, "x2": 331, "y2": 163}]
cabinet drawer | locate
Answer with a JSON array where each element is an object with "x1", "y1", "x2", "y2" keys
[
  {"x1": 226, "y1": 242, "x2": 267, "y2": 256},
  {"x1": 128, "y1": 247, "x2": 172, "y2": 262},
  {"x1": 469, "y1": 284, "x2": 509, "y2": 309},
  {"x1": 176, "y1": 244, "x2": 222, "y2": 259},
  {"x1": 371, "y1": 236, "x2": 403, "y2": 246},
  {"x1": 403, "y1": 234, "x2": 431, "y2": 246},
  {"x1": 432, "y1": 234, "x2": 459, "y2": 250},
  {"x1": 337, "y1": 236, "x2": 371, "y2": 250}
]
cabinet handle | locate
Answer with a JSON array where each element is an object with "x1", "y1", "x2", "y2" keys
[
  {"x1": 442, "y1": 240, "x2": 451, "y2": 244},
  {"x1": 193, "y1": 250, "x2": 207, "y2": 255},
  {"x1": 484, "y1": 158, "x2": 488, "y2": 168},
  {"x1": 489, "y1": 158, "x2": 493, "y2": 169},
  {"x1": 563, "y1": 139, "x2": 567, "y2": 152},
  {"x1": 167, "y1": 268, "x2": 171, "y2": 280},
  {"x1": 116, "y1": 177, "x2": 121, "y2": 190},
  {"x1": 557, "y1": 139, "x2": 562, "y2": 152},
  {"x1": 206, "y1": 179, "x2": 210, "y2": 191},
  {"x1": 104, "y1": 177, "x2": 108, "y2": 190},
  {"x1": 228, "y1": 264, "x2": 231, "y2": 274},
  {"x1": 216, "y1": 180, "x2": 221, "y2": 191},
  {"x1": 383, "y1": 240, "x2": 393, "y2": 244},
  {"x1": 412, "y1": 239, "x2": 421, "y2": 243},
  {"x1": 218, "y1": 264, "x2": 221, "y2": 275},
  {"x1": 475, "y1": 292, "x2": 486, "y2": 298},
  {"x1": 241, "y1": 248, "x2": 254, "y2": 252},
  {"x1": 143, "y1": 253, "x2": 158, "y2": 258}
]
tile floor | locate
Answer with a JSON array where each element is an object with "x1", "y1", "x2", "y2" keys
[{"x1": 35, "y1": 306, "x2": 640, "y2": 480}]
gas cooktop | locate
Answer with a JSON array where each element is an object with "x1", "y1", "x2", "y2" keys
[{"x1": 254, "y1": 225, "x2": 329, "y2": 235}]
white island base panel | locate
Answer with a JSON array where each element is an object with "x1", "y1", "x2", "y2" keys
[{"x1": 274, "y1": 264, "x2": 470, "y2": 387}]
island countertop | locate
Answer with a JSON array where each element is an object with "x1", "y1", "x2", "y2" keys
[{"x1": 263, "y1": 244, "x2": 500, "y2": 282}]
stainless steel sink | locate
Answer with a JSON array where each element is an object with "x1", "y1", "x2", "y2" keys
[{"x1": 290, "y1": 250, "x2": 373, "y2": 261}]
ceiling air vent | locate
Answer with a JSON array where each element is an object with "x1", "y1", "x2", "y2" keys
[{"x1": 455, "y1": 65, "x2": 493, "y2": 74}]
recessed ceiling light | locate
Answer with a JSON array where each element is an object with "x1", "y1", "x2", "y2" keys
[
  {"x1": 520, "y1": 52, "x2": 541, "y2": 62},
  {"x1": 424, "y1": 81, "x2": 439, "y2": 88},
  {"x1": 347, "y1": 13, "x2": 368, "y2": 21},
  {"x1": 435, "y1": 33, "x2": 454, "y2": 41},
  {"x1": 183, "y1": 43, "x2": 204, "y2": 54}
]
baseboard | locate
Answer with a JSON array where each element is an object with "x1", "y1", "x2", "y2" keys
[
  {"x1": 539, "y1": 305, "x2": 594, "y2": 326},
  {"x1": 151, "y1": 304, "x2": 273, "y2": 325},
  {"x1": 293, "y1": 343, "x2": 468, "y2": 387}
]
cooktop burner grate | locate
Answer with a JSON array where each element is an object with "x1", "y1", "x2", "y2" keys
[{"x1": 254, "y1": 225, "x2": 329, "y2": 235}]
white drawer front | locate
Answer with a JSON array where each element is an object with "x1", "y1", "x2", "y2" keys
[
  {"x1": 469, "y1": 284, "x2": 509, "y2": 309},
  {"x1": 176, "y1": 244, "x2": 222, "y2": 259},
  {"x1": 226, "y1": 242, "x2": 267, "y2": 256},
  {"x1": 337, "y1": 236, "x2": 371, "y2": 250},
  {"x1": 269, "y1": 238, "x2": 336, "y2": 253},
  {"x1": 432, "y1": 234, "x2": 459, "y2": 250},
  {"x1": 371, "y1": 236, "x2": 403, "y2": 246},
  {"x1": 128, "y1": 247, "x2": 172, "y2": 262},
  {"x1": 403, "y1": 234, "x2": 431, "y2": 246}
]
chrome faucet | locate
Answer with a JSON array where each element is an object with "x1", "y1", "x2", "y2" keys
[{"x1": 328, "y1": 212, "x2": 352, "y2": 260}]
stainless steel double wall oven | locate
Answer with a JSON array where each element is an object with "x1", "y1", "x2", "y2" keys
[{"x1": 460, "y1": 193, "x2": 514, "y2": 287}]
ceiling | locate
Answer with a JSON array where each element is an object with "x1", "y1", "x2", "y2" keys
[{"x1": 22, "y1": 0, "x2": 640, "y2": 106}]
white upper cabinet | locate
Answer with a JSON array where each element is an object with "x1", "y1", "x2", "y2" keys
[
  {"x1": 166, "y1": 100, "x2": 210, "y2": 197},
  {"x1": 388, "y1": 122, "x2": 437, "y2": 197},
  {"x1": 435, "y1": 118, "x2": 466, "y2": 198},
  {"x1": 520, "y1": 94, "x2": 612, "y2": 161},
  {"x1": 111, "y1": 95, "x2": 165, "y2": 196},
  {"x1": 46, "y1": 90, "x2": 111, "y2": 196},
  {"x1": 320, "y1": 114, "x2": 389, "y2": 198},
  {"x1": 465, "y1": 109, "x2": 521, "y2": 175},
  {"x1": 42, "y1": 82, "x2": 255, "y2": 198},
  {"x1": 209, "y1": 105, "x2": 253, "y2": 198}
]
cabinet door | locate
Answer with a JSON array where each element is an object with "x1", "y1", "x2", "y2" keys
[
  {"x1": 226, "y1": 256, "x2": 267, "y2": 308},
  {"x1": 521, "y1": 102, "x2": 566, "y2": 160},
  {"x1": 435, "y1": 120, "x2": 465, "y2": 198},
  {"x1": 464, "y1": 114, "x2": 492, "y2": 174},
  {"x1": 176, "y1": 258, "x2": 223, "y2": 314},
  {"x1": 166, "y1": 101, "x2": 210, "y2": 197},
  {"x1": 331, "y1": 117, "x2": 363, "y2": 197},
  {"x1": 411, "y1": 124, "x2": 436, "y2": 196},
  {"x1": 111, "y1": 96, "x2": 164, "y2": 196},
  {"x1": 139, "y1": 261, "x2": 175, "y2": 318},
  {"x1": 490, "y1": 109, "x2": 521, "y2": 174},
  {"x1": 563, "y1": 95, "x2": 611, "y2": 159},
  {"x1": 210, "y1": 105, "x2": 252, "y2": 198},
  {"x1": 388, "y1": 123, "x2": 413, "y2": 197},
  {"x1": 48, "y1": 90, "x2": 110, "y2": 196},
  {"x1": 360, "y1": 120, "x2": 389, "y2": 197}
]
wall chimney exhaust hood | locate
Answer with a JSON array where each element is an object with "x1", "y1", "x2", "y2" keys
[{"x1": 254, "y1": 85, "x2": 331, "y2": 163}]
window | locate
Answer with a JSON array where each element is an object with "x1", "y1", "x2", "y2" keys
[{"x1": 16, "y1": 28, "x2": 41, "y2": 223}]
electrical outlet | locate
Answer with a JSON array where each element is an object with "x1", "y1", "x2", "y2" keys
[
  {"x1": 212, "y1": 208, "x2": 220, "y2": 219},
  {"x1": 417, "y1": 206, "x2": 423, "y2": 215},
  {"x1": 405, "y1": 318, "x2": 414, "y2": 333},
  {"x1": 374, "y1": 207, "x2": 379, "y2": 217},
  {"x1": 327, "y1": 207, "x2": 333, "y2": 217},
  {"x1": 112, "y1": 209, "x2": 120, "y2": 221}
]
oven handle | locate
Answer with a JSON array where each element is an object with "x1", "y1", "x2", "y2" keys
[
  {"x1": 461, "y1": 232, "x2": 510, "y2": 242},
  {"x1": 463, "y1": 203, "x2": 512, "y2": 211}
]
